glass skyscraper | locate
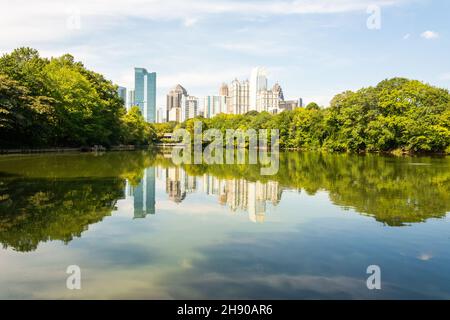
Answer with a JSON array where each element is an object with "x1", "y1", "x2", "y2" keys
[
  {"x1": 117, "y1": 86, "x2": 127, "y2": 107},
  {"x1": 134, "y1": 67, "x2": 156, "y2": 123}
]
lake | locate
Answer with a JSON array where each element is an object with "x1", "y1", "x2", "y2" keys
[{"x1": 0, "y1": 151, "x2": 449, "y2": 299}]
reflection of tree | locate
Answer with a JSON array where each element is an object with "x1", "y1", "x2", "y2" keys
[
  {"x1": 0, "y1": 178, "x2": 125, "y2": 252},
  {"x1": 153, "y1": 152, "x2": 450, "y2": 226},
  {"x1": 0, "y1": 151, "x2": 157, "y2": 252},
  {"x1": 0, "y1": 151, "x2": 449, "y2": 252}
]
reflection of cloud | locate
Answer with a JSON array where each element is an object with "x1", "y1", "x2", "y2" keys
[
  {"x1": 156, "y1": 200, "x2": 226, "y2": 216},
  {"x1": 417, "y1": 253, "x2": 433, "y2": 261}
]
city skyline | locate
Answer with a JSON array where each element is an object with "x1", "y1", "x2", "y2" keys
[
  {"x1": 2, "y1": 1, "x2": 449, "y2": 109},
  {"x1": 126, "y1": 66, "x2": 302, "y2": 122}
]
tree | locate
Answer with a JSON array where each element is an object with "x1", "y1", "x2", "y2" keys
[{"x1": 305, "y1": 102, "x2": 320, "y2": 110}]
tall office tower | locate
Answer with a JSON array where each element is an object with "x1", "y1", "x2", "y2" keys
[
  {"x1": 219, "y1": 83, "x2": 229, "y2": 96},
  {"x1": 219, "y1": 83, "x2": 230, "y2": 113},
  {"x1": 156, "y1": 107, "x2": 161, "y2": 123},
  {"x1": 127, "y1": 89, "x2": 135, "y2": 111},
  {"x1": 272, "y1": 83, "x2": 284, "y2": 101},
  {"x1": 256, "y1": 83, "x2": 284, "y2": 114},
  {"x1": 166, "y1": 84, "x2": 187, "y2": 122},
  {"x1": 204, "y1": 95, "x2": 227, "y2": 118},
  {"x1": 249, "y1": 67, "x2": 268, "y2": 111},
  {"x1": 134, "y1": 67, "x2": 156, "y2": 123},
  {"x1": 298, "y1": 98, "x2": 304, "y2": 107},
  {"x1": 181, "y1": 95, "x2": 199, "y2": 122},
  {"x1": 117, "y1": 86, "x2": 127, "y2": 107},
  {"x1": 229, "y1": 79, "x2": 249, "y2": 115}
]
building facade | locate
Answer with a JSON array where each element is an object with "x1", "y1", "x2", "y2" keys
[
  {"x1": 117, "y1": 86, "x2": 127, "y2": 107},
  {"x1": 127, "y1": 89, "x2": 135, "y2": 111},
  {"x1": 134, "y1": 68, "x2": 156, "y2": 122},
  {"x1": 229, "y1": 79, "x2": 250, "y2": 115},
  {"x1": 204, "y1": 95, "x2": 227, "y2": 118},
  {"x1": 249, "y1": 67, "x2": 268, "y2": 111},
  {"x1": 166, "y1": 84, "x2": 188, "y2": 122},
  {"x1": 181, "y1": 95, "x2": 199, "y2": 122}
]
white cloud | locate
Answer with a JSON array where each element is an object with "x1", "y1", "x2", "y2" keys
[
  {"x1": 0, "y1": 0, "x2": 409, "y2": 47},
  {"x1": 183, "y1": 17, "x2": 198, "y2": 27},
  {"x1": 421, "y1": 30, "x2": 439, "y2": 40},
  {"x1": 215, "y1": 42, "x2": 291, "y2": 56},
  {"x1": 403, "y1": 33, "x2": 410, "y2": 40}
]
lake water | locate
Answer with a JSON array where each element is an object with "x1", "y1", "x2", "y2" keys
[{"x1": 0, "y1": 151, "x2": 449, "y2": 299}]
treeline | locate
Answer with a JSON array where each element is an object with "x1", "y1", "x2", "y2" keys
[
  {"x1": 0, "y1": 47, "x2": 155, "y2": 148},
  {"x1": 170, "y1": 78, "x2": 450, "y2": 153}
]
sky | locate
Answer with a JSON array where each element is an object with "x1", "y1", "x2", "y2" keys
[{"x1": 1, "y1": 0, "x2": 449, "y2": 108}]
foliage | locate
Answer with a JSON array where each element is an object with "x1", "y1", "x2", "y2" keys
[{"x1": 0, "y1": 47, "x2": 154, "y2": 148}]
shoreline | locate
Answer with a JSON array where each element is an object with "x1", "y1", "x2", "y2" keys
[
  {"x1": 0, "y1": 144, "x2": 448, "y2": 156},
  {"x1": 0, "y1": 145, "x2": 139, "y2": 155}
]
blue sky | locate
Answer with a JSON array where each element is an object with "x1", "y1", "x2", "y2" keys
[{"x1": 1, "y1": 0, "x2": 449, "y2": 107}]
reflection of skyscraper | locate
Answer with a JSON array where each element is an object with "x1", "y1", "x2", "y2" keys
[
  {"x1": 129, "y1": 167, "x2": 156, "y2": 218},
  {"x1": 166, "y1": 167, "x2": 186, "y2": 203},
  {"x1": 144, "y1": 168, "x2": 156, "y2": 215},
  {"x1": 158, "y1": 167, "x2": 283, "y2": 222},
  {"x1": 201, "y1": 174, "x2": 282, "y2": 222}
]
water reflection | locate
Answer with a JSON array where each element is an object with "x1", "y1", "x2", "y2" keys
[
  {"x1": 159, "y1": 166, "x2": 285, "y2": 222},
  {"x1": 0, "y1": 151, "x2": 450, "y2": 299},
  {"x1": 0, "y1": 151, "x2": 449, "y2": 253},
  {"x1": 125, "y1": 168, "x2": 156, "y2": 219}
]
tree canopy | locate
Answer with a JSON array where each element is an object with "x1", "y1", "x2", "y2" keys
[{"x1": 0, "y1": 47, "x2": 154, "y2": 148}]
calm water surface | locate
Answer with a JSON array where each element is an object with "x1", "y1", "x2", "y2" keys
[{"x1": 0, "y1": 151, "x2": 449, "y2": 299}]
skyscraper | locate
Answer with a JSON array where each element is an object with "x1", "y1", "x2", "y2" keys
[
  {"x1": 166, "y1": 84, "x2": 188, "y2": 122},
  {"x1": 181, "y1": 95, "x2": 199, "y2": 121},
  {"x1": 117, "y1": 86, "x2": 127, "y2": 107},
  {"x1": 134, "y1": 68, "x2": 156, "y2": 123},
  {"x1": 249, "y1": 67, "x2": 268, "y2": 111},
  {"x1": 127, "y1": 89, "x2": 135, "y2": 111},
  {"x1": 229, "y1": 79, "x2": 249, "y2": 115},
  {"x1": 204, "y1": 95, "x2": 227, "y2": 118}
]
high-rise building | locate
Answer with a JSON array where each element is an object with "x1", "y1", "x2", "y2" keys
[
  {"x1": 229, "y1": 79, "x2": 249, "y2": 115},
  {"x1": 127, "y1": 89, "x2": 135, "y2": 111},
  {"x1": 134, "y1": 67, "x2": 156, "y2": 122},
  {"x1": 166, "y1": 84, "x2": 188, "y2": 122},
  {"x1": 204, "y1": 95, "x2": 227, "y2": 118},
  {"x1": 117, "y1": 86, "x2": 127, "y2": 107},
  {"x1": 181, "y1": 95, "x2": 199, "y2": 121},
  {"x1": 249, "y1": 67, "x2": 268, "y2": 111},
  {"x1": 219, "y1": 83, "x2": 229, "y2": 96},
  {"x1": 156, "y1": 107, "x2": 166, "y2": 123}
]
